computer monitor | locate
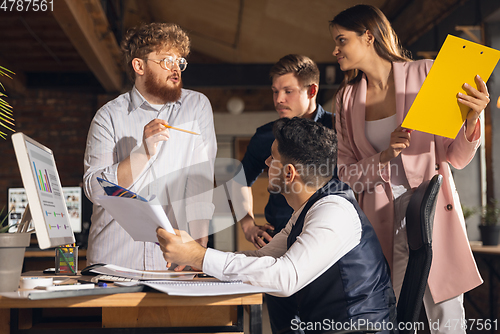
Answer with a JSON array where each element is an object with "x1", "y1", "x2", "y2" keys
[
  {"x1": 7, "y1": 187, "x2": 28, "y2": 228},
  {"x1": 8, "y1": 187, "x2": 83, "y2": 234},
  {"x1": 12, "y1": 132, "x2": 75, "y2": 249},
  {"x1": 62, "y1": 187, "x2": 82, "y2": 233}
]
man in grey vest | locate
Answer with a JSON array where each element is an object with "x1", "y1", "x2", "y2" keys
[{"x1": 157, "y1": 117, "x2": 396, "y2": 333}]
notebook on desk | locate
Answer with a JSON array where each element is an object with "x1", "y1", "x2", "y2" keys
[
  {"x1": 135, "y1": 280, "x2": 279, "y2": 297},
  {"x1": 81, "y1": 263, "x2": 197, "y2": 281}
]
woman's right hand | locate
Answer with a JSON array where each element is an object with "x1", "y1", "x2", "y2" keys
[{"x1": 380, "y1": 125, "x2": 413, "y2": 165}]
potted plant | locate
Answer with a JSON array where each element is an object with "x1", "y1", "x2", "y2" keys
[
  {"x1": 462, "y1": 205, "x2": 477, "y2": 222},
  {"x1": 479, "y1": 200, "x2": 500, "y2": 246},
  {"x1": 0, "y1": 208, "x2": 30, "y2": 292},
  {"x1": 0, "y1": 65, "x2": 27, "y2": 293}
]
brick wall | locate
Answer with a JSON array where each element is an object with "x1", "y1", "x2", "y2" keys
[
  {"x1": 0, "y1": 89, "x2": 98, "y2": 209},
  {"x1": 0, "y1": 86, "x2": 276, "y2": 210}
]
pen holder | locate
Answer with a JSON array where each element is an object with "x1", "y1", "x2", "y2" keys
[{"x1": 55, "y1": 246, "x2": 78, "y2": 275}]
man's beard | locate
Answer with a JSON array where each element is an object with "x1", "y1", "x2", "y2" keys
[
  {"x1": 267, "y1": 172, "x2": 285, "y2": 195},
  {"x1": 144, "y1": 67, "x2": 182, "y2": 103}
]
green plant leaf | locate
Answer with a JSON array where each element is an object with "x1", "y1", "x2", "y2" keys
[
  {"x1": 0, "y1": 66, "x2": 15, "y2": 79},
  {"x1": 0, "y1": 222, "x2": 18, "y2": 233},
  {"x1": 0, "y1": 206, "x2": 18, "y2": 233},
  {"x1": 461, "y1": 205, "x2": 477, "y2": 220},
  {"x1": 0, "y1": 65, "x2": 15, "y2": 139},
  {"x1": 0, "y1": 206, "x2": 12, "y2": 233},
  {"x1": 0, "y1": 225, "x2": 11, "y2": 233},
  {"x1": 0, "y1": 113, "x2": 15, "y2": 124},
  {"x1": 0, "y1": 102, "x2": 13, "y2": 110},
  {"x1": 0, "y1": 106, "x2": 13, "y2": 117},
  {"x1": 481, "y1": 200, "x2": 500, "y2": 226}
]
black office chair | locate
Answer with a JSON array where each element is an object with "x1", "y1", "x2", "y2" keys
[
  {"x1": 330, "y1": 174, "x2": 443, "y2": 334},
  {"x1": 396, "y1": 174, "x2": 442, "y2": 334}
]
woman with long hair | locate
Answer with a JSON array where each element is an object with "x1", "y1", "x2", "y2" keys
[{"x1": 332, "y1": 5, "x2": 489, "y2": 333}]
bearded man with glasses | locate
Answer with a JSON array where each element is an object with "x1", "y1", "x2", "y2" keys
[{"x1": 83, "y1": 23, "x2": 217, "y2": 271}]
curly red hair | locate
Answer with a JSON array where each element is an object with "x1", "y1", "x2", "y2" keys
[{"x1": 121, "y1": 23, "x2": 190, "y2": 82}]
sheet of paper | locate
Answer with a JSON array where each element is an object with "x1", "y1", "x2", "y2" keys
[
  {"x1": 142, "y1": 280, "x2": 279, "y2": 296},
  {"x1": 96, "y1": 195, "x2": 175, "y2": 242},
  {"x1": 90, "y1": 264, "x2": 196, "y2": 281},
  {"x1": 0, "y1": 285, "x2": 145, "y2": 299},
  {"x1": 402, "y1": 35, "x2": 500, "y2": 138}
]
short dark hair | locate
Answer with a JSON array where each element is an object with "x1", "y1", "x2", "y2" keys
[
  {"x1": 121, "y1": 22, "x2": 190, "y2": 82},
  {"x1": 269, "y1": 54, "x2": 320, "y2": 87},
  {"x1": 273, "y1": 117, "x2": 337, "y2": 184}
]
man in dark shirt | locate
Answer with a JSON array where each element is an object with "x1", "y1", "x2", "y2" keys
[
  {"x1": 239, "y1": 54, "x2": 333, "y2": 247},
  {"x1": 237, "y1": 54, "x2": 334, "y2": 334}
]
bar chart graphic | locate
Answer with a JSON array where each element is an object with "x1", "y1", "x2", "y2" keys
[{"x1": 33, "y1": 161, "x2": 52, "y2": 193}]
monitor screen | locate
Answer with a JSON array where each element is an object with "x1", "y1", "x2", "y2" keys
[
  {"x1": 62, "y1": 187, "x2": 82, "y2": 233},
  {"x1": 12, "y1": 132, "x2": 75, "y2": 249},
  {"x1": 8, "y1": 187, "x2": 83, "y2": 234},
  {"x1": 7, "y1": 187, "x2": 28, "y2": 228}
]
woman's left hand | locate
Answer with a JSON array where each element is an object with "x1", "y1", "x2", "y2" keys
[{"x1": 458, "y1": 75, "x2": 490, "y2": 140}]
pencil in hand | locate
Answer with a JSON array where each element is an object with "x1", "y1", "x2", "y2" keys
[{"x1": 163, "y1": 124, "x2": 199, "y2": 135}]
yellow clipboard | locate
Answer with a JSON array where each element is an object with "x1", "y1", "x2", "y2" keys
[{"x1": 402, "y1": 35, "x2": 500, "y2": 139}]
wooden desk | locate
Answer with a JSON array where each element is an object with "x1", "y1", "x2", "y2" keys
[
  {"x1": 470, "y1": 243, "x2": 500, "y2": 255},
  {"x1": 0, "y1": 282, "x2": 263, "y2": 334}
]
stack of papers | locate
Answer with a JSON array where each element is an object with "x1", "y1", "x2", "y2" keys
[
  {"x1": 88, "y1": 264, "x2": 278, "y2": 296},
  {"x1": 87, "y1": 264, "x2": 196, "y2": 281},
  {"x1": 95, "y1": 178, "x2": 175, "y2": 242}
]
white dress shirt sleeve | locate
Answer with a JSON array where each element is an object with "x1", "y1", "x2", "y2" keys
[
  {"x1": 202, "y1": 195, "x2": 362, "y2": 297},
  {"x1": 83, "y1": 105, "x2": 121, "y2": 203},
  {"x1": 184, "y1": 93, "x2": 217, "y2": 222}
]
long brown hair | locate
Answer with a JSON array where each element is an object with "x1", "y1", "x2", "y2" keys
[{"x1": 330, "y1": 5, "x2": 411, "y2": 132}]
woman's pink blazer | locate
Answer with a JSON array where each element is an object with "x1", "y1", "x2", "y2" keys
[{"x1": 336, "y1": 59, "x2": 482, "y2": 303}]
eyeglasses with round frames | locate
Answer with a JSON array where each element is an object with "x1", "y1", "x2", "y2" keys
[{"x1": 146, "y1": 56, "x2": 188, "y2": 72}]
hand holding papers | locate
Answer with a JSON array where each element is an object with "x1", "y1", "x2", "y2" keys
[
  {"x1": 95, "y1": 178, "x2": 175, "y2": 242},
  {"x1": 402, "y1": 35, "x2": 500, "y2": 138}
]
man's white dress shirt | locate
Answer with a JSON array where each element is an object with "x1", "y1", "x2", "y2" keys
[
  {"x1": 84, "y1": 87, "x2": 217, "y2": 270},
  {"x1": 203, "y1": 195, "x2": 362, "y2": 297}
]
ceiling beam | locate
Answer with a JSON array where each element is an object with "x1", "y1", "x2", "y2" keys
[
  {"x1": 189, "y1": 33, "x2": 240, "y2": 63},
  {"x1": 381, "y1": 0, "x2": 413, "y2": 21},
  {"x1": 455, "y1": 25, "x2": 483, "y2": 44},
  {"x1": 122, "y1": 0, "x2": 152, "y2": 32},
  {"x1": 391, "y1": 0, "x2": 464, "y2": 47},
  {"x1": 52, "y1": 0, "x2": 123, "y2": 92}
]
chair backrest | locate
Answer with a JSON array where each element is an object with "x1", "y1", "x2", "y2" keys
[{"x1": 397, "y1": 174, "x2": 443, "y2": 334}]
